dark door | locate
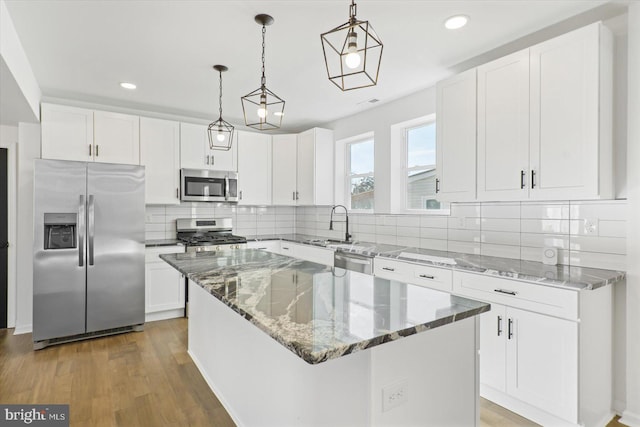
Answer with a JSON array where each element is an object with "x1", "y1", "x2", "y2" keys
[{"x1": 1, "y1": 148, "x2": 8, "y2": 328}]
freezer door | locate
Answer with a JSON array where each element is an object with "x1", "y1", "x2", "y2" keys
[
  {"x1": 33, "y1": 159, "x2": 87, "y2": 341},
  {"x1": 86, "y1": 163, "x2": 145, "y2": 332}
]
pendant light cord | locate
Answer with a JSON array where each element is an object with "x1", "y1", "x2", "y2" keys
[
  {"x1": 261, "y1": 25, "x2": 267, "y2": 89},
  {"x1": 349, "y1": 0, "x2": 357, "y2": 23},
  {"x1": 218, "y1": 69, "x2": 223, "y2": 120}
]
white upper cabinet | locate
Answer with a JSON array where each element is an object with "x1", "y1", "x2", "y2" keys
[
  {"x1": 272, "y1": 134, "x2": 298, "y2": 205},
  {"x1": 237, "y1": 130, "x2": 272, "y2": 205},
  {"x1": 41, "y1": 104, "x2": 140, "y2": 165},
  {"x1": 477, "y1": 49, "x2": 530, "y2": 201},
  {"x1": 93, "y1": 110, "x2": 140, "y2": 165},
  {"x1": 529, "y1": 22, "x2": 613, "y2": 200},
  {"x1": 435, "y1": 68, "x2": 477, "y2": 202},
  {"x1": 179, "y1": 122, "x2": 237, "y2": 171},
  {"x1": 296, "y1": 128, "x2": 334, "y2": 206},
  {"x1": 41, "y1": 103, "x2": 94, "y2": 162},
  {"x1": 140, "y1": 117, "x2": 180, "y2": 205}
]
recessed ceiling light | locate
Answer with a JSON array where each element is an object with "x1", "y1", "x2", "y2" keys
[
  {"x1": 273, "y1": 111, "x2": 284, "y2": 116},
  {"x1": 444, "y1": 15, "x2": 468, "y2": 30},
  {"x1": 120, "y1": 82, "x2": 137, "y2": 90}
]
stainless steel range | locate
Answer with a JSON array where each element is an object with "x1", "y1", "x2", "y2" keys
[{"x1": 176, "y1": 218, "x2": 247, "y2": 253}]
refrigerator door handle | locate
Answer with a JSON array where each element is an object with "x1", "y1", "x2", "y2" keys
[
  {"x1": 78, "y1": 195, "x2": 85, "y2": 267},
  {"x1": 225, "y1": 176, "x2": 229, "y2": 201},
  {"x1": 88, "y1": 194, "x2": 95, "y2": 266}
]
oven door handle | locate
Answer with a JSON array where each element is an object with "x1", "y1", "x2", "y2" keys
[{"x1": 225, "y1": 176, "x2": 229, "y2": 201}]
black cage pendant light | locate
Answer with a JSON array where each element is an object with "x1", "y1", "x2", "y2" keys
[
  {"x1": 207, "y1": 65, "x2": 234, "y2": 151},
  {"x1": 320, "y1": 0, "x2": 383, "y2": 91},
  {"x1": 241, "y1": 14, "x2": 285, "y2": 131}
]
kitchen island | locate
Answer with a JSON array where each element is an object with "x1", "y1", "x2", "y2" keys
[{"x1": 161, "y1": 249, "x2": 490, "y2": 426}]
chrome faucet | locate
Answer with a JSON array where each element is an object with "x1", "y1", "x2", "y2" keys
[{"x1": 329, "y1": 205, "x2": 351, "y2": 242}]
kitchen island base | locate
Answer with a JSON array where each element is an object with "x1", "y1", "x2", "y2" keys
[{"x1": 188, "y1": 280, "x2": 480, "y2": 426}]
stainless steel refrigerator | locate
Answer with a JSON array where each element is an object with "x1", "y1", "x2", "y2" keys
[{"x1": 33, "y1": 159, "x2": 145, "y2": 349}]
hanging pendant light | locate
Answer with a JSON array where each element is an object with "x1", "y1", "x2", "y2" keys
[
  {"x1": 241, "y1": 14, "x2": 285, "y2": 131},
  {"x1": 320, "y1": 0, "x2": 383, "y2": 91},
  {"x1": 207, "y1": 65, "x2": 234, "y2": 151}
]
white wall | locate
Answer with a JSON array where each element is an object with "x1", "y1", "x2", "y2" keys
[
  {"x1": 14, "y1": 122, "x2": 39, "y2": 334},
  {"x1": 621, "y1": 3, "x2": 640, "y2": 426},
  {"x1": 325, "y1": 87, "x2": 436, "y2": 214},
  {"x1": 0, "y1": 124, "x2": 17, "y2": 328}
]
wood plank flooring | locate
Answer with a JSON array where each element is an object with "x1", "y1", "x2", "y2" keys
[{"x1": 0, "y1": 318, "x2": 626, "y2": 426}]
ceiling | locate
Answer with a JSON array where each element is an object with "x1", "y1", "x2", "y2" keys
[{"x1": 3, "y1": 0, "x2": 615, "y2": 132}]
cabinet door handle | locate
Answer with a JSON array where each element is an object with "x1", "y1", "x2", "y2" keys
[
  {"x1": 296, "y1": 191, "x2": 299, "y2": 200},
  {"x1": 95, "y1": 144, "x2": 99, "y2": 157},
  {"x1": 239, "y1": 190, "x2": 243, "y2": 200},
  {"x1": 89, "y1": 144, "x2": 92, "y2": 156},
  {"x1": 494, "y1": 288, "x2": 517, "y2": 296},
  {"x1": 497, "y1": 315, "x2": 503, "y2": 336},
  {"x1": 211, "y1": 155, "x2": 214, "y2": 165},
  {"x1": 418, "y1": 274, "x2": 435, "y2": 280},
  {"x1": 382, "y1": 267, "x2": 395, "y2": 272},
  {"x1": 520, "y1": 170, "x2": 526, "y2": 189},
  {"x1": 282, "y1": 246, "x2": 290, "y2": 250},
  {"x1": 206, "y1": 155, "x2": 210, "y2": 165},
  {"x1": 176, "y1": 188, "x2": 179, "y2": 199},
  {"x1": 293, "y1": 191, "x2": 296, "y2": 201},
  {"x1": 435, "y1": 178, "x2": 440, "y2": 193},
  {"x1": 508, "y1": 318, "x2": 514, "y2": 340},
  {"x1": 531, "y1": 170, "x2": 536, "y2": 189}
]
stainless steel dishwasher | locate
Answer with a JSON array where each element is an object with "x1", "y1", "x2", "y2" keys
[{"x1": 333, "y1": 251, "x2": 374, "y2": 274}]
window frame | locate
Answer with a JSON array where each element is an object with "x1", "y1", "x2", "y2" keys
[
  {"x1": 398, "y1": 115, "x2": 450, "y2": 214},
  {"x1": 345, "y1": 136, "x2": 375, "y2": 213}
]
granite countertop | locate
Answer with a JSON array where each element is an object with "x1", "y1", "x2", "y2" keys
[
  {"x1": 145, "y1": 239, "x2": 182, "y2": 247},
  {"x1": 244, "y1": 234, "x2": 625, "y2": 291},
  {"x1": 160, "y1": 250, "x2": 490, "y2": 365}
]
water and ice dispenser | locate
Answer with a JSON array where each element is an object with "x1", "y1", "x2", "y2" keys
[{"x1": 43, "y1": 213, "x2": 77, "y2": 250}]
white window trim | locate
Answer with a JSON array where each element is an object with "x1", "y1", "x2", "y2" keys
[
  {"x1": 334, "y1": 132, "x2": 375, "y2": 213},
  {"x1": 390, "y1": 115, "x2": 450, "y2": 215}
]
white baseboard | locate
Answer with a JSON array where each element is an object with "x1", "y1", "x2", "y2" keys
[
  {"x1": 613, "y1": 399, "x2": 627, "y2": 416},
  {"x1": 621, "y1": 410, "x2": 640, "y2": 427},
  {"x1": 145, "y1": 309, "x2": 184, "y2": 323},
  {"x1": 13, "y1": 323, "x2": 32, "y2": 335}
]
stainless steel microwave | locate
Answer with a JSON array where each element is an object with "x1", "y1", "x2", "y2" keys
[{"x1": 180, "y1": 169, "x2": 238, "y2": 202}]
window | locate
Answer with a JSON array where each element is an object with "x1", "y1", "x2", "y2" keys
[
  {"x1": 346, "y1": 138, "x2": 374, "y2": 210},
  {"x1": 404, "y1": 119, "x2": 442, "y2": 211}
]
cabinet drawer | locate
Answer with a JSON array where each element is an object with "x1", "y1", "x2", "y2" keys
[
  {"x1": 453, "y1": 271, "x2": 578, "y2": 320},
  {"x1": 374, "y1": 258, "x2": 412, "y2": 281},
  {"x1": 411, "y1": 264, "x2": 453, "y2": 292},
  {"x1": 145, "y1": 245, "x2": 184, "y2": 263}
]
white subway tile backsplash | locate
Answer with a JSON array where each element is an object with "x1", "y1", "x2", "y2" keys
[
  {"x1": 599, "y1": 220, "x2": 626, "y2": 238},
  {"x1": 569, "y1": 201, "x2": 627, "y2": 221},
  {"x1": 447, "y1": 241, "x2": 481, "y2": 255},
  {"x1": 448, "y1": 229, "x2": 481, "y2": 243},
  {"x1": 396, "y1": 215, "x2": 421, "y2": 227},
  {"x1": 450, "y1": 203, "x2": 481, "y2": 218},
  {"x1": 520, "y1": 233, "x2": 569, "y2": 250},
  {"x1": 569, "y1": 251, "x2": 626, "y2": 271},
  {"x1": 481, "y1": 244, "x2": 520, "y2": 260},
  {"x1": 447, "y1": 217, "x2": 481, "y2": 231},
  {"x1": 396, "y1": 236, "x2": 420, "y2": 247},
  {"x1": 375, "y1": 225, "x2": 397, "y2": 236},
  {"x1": 569, "y1": 235, "x2": 626, "y2": 255},
  {"x1": 420, "y1": 216, "x2": 448, "y2": 229},
  {"x1": 481, "y1": 231, "x2": 520, "y2": 246},
  {"x1": 419, "y1": 238, "x2": 448, "y2": 251},
  {"x1": 520, "y1": 202, "x2": 569, "y2": 219},
  {"x1": 481, "y1": 218, "x2": 520, "y2": 233},
  {"x1": 521, "y1": 219, "x2": 570, "y2": 234},
  {"x1": 481, "y1": 203, "x2": 520, "y2": 218},
  {"x1": 419, "y1": 227, "x2": 448, "y2": 240},
  {"x1": 397, "y1": 226, "x2": 420, "y2": 238},
  {"x1": 521, "y1": 247, "x2": 570, "y2": 265}
]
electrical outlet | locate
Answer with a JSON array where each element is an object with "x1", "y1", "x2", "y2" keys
[
  {"x1": 382, "y1": 380, "x2": 408, "y2": 412},
  {"x1": 584, "y1": 219, "x2": 597, "y2": 235}
]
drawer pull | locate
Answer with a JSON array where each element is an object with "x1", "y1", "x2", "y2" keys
[
  {"x1": 494, "y1": 288, "x2": 517, "y2": 296},
  {"x1": 497, "y1": 315, "x2": 503, "y2": 336},
  {"x1": 382, "y1": 267, "x2": 395, "y2": 272},
  {"x1": 508, "y1": 318, "x2": 514, "y2": 340},
  {"x1": 282, "y1": 247, "x2": 290, "y2": 250},
  {"x1": 418, "y1": 274, "x2": 435, "y2": 280}
]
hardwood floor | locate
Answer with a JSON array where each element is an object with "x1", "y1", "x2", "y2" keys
[{"x1": 0, "y1": 318, "x2": 625, "y2": 426}]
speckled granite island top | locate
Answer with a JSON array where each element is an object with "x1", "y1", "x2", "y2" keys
[
  {"x1": 246, "y1": 234, "x2": 625, "y2": 290},
  {"x1": 160, "y1": 250, "x2": 490, "y2": 364}
]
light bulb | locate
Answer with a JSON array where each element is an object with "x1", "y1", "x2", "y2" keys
[
  {"x1": 257, "y1": 93, "x2": 267, "y2": 119},
  {"x1": 345, "y1": 30, "x2": 361, "y2": 69},
  {"x1": 216, "y1": 131, "x2": 226, "y2": 142}
]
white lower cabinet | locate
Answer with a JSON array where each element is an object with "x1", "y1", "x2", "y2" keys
[
  {"x1": 247, "y1": 240, "x2": 281, "y2": 254},
  {"x1": 280, "y1": 242, "x2": 334, "y2": 266},
  {"x1": 145, "y1": 245, "x2": 185, "y2": 322},
  {"x1": 455, "y1": 271, "x2": 612, "y2": 427},
  {"x1": 479, "y1": 304, "x2": 578, "y2": 423},
  {"x1": 373, "y1": 257, "x2": 453, "y2": 293}
]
